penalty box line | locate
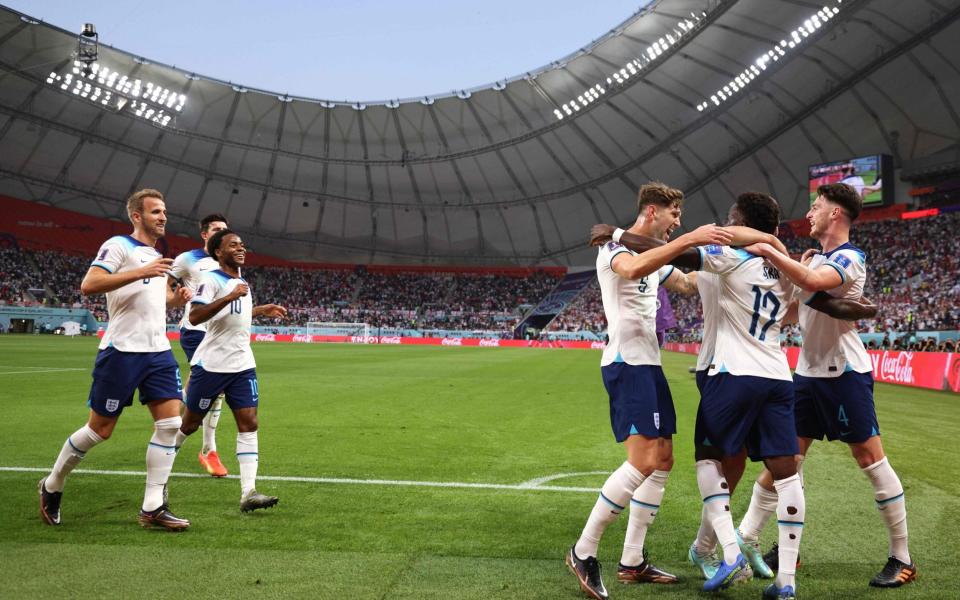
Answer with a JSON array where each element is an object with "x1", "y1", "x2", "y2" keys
[{"x1": 0, "y1": 466, "x2": 598, "y2": 494}]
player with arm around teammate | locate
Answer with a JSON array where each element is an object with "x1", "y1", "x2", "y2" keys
[
  {"x1": 38, "y1": 189, "x2": 193, "y2": 530},
  {"x1": 743, "y1": 183, "x2": 916, "y2": 589},
  {"x1": 173, "y1": 229, "x2": 287, "y2": 512},
  {"x1": 565, "y1": 182, "x2": 738, "y2": 600},
  {"x1": 591, "y1": 192, "x2": 877, "y2": 584},
  {"x1": 169, "y1": 213, "x2": 230, "y2": 478}
]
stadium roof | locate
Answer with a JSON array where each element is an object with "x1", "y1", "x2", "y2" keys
[{"x1": 1, "y1": 0, "x2": 958, "y2": 266}]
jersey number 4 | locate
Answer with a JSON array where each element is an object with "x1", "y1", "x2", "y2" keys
[{"x1": 748, "y1": 285, "x2": 781, "y2": 341}]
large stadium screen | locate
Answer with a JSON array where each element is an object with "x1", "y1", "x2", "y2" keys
[{"x1": 808, "y1": 154, "x2": 893, "y2": 207}]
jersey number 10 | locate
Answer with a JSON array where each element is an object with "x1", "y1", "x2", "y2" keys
[
  {"x1": 229, "y1": 299, "x2": 242, "y2": 315},
  {"x1": 748, "y1": 285, "x2": 781, "y2": 341}
]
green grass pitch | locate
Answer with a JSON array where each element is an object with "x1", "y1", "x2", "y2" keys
[{"x1": 0, "y1": 336, "x2": 957, "y2": 598}]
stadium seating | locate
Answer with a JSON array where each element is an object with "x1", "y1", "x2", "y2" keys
[{"x1": 2, "y1": 212, "x2": 956, "y2": 345}]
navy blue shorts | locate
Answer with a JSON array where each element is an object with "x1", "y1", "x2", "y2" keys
[
  {"x1": 601, "y1": 363, "x2": 676, "y2": 442},
  {"x1": 696, "y1": 373, "x2": 799, "y2": 461},
  {"x1": 87, "y1": 348, "x2": 182, "y2": 417},
  {"x1": 794, "y1": 371, "x2": 878, "y2": 443},
  {"x1": 695, "y1": 369, "x2": 709, "y2": 394},
  {"x1": 179, "y1": 328, "x2": 206, "y2": 362},
  {"x1": 185, "y1": 366, "x2": 259, "y2": 414}
]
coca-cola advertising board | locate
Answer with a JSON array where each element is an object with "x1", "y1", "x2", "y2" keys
[{"x1": 663, "y1": 343, "x2": 959, "y2": 393}]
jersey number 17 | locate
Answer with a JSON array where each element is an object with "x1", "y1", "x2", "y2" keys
[{"x1": 748, "y1": 285, "x2": 781, "y2": 341}]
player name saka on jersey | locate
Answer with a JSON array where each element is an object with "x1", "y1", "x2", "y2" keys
[{"x1": 696, "y1": 244, "x2": 794, "y2": 381}]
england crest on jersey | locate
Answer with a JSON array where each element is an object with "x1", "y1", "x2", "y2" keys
[
  {"x1": 653, "y1": 411, "x2": 661, "y2": 429},
  {"x1": 199, "y1": 397, "x2": 211, "y2": 410},
  {"x1": 105, "y1": 398, "x2": 120, "y2": 412}
]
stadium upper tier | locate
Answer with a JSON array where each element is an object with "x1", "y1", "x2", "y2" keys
[{"x1": 1, "y1": 2, "x2": 959, "y2": 265}]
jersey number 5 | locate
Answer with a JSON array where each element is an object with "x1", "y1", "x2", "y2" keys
[{"x1": 748, "y1": 285, "x2": 781, "y2": 341}]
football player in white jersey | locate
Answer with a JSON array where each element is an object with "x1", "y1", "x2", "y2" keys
[
  {"x1": 39, "y1": 189, "x2": 193, "y2": 531},
  {"x1": 566, "y1": 182, "x2": 739, "y2": 599},
  {"x1": 169, "y1": 213, "x2": 230, "y2": 478},
  {"x1": 173, "y1": 229, "x2": 287, "y2": 512},
  {"x1": 590, "y1": 194, "x2": 877, "y2": 584},
  {"x1": 743, "y1": 183, "x2": 916, "y2": 588}
]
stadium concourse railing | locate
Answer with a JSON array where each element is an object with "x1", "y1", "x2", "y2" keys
[{"x1": 663, "y1": 343, "x2": 960, "y2": 394}]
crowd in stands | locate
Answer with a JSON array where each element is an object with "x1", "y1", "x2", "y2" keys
[
  {"x1": 1, "y1": 245, "x2": 560, "y2": 333},
  {"x1": 547, "y1": 212, "x2": 960, "y2": 348},
  {"x1": 2, "y1": 211, "x2": 957, "y2": 349}
]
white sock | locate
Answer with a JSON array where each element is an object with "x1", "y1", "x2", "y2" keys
[
  {"x1": 621, "y1": 470, "x2": 669, "y2": 566},
  {"x1": 774, "y1": 474, "x2": 805, "y2": 589},
  {"x1": 738, "y1": 481, "x2": 779, "y2": 541},
  {"x1": 143, "y1": 416, "x2": 182, "y2": 511},
  {"x1": 862, "y1": 457, "x2": 910, "y2": 564},
  {"x1": 46, "y1": 425, "x2": 104, "y2": 492},
  {"x1": 574, "y1": 461, "x2": 646, "y2": 559},
  {"x1": 174, "y1": 429, "x2": 189, "y2": 450},
  {"x1": 201, "y1": 397, "x2": 222, "y2": 454},
  {"x1": 693, "y1": 504, "x2": 718, "y2": 555},
  {"x1": 237, "y1": 431, "x2": 259, "y2": 496},
  {"x1": 696, "y1": 459, "x2": 739, "y2": 565}
]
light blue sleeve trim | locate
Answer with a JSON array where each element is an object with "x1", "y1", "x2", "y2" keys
[
  {"x1": 191, "y1": 298, "x2": 211, "y2": 305},
  {"x1": 90, "y1": 261, "x2": 114, "y2": 273},
  {"x1": 823, "y1": 262, "x2": 846, "y2": 284},
  {"x1": 659, "y1": 265, "x2": 675, "y2": 284}
]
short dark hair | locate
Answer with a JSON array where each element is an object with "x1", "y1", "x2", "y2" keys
[
  {"x1": 206, "y1": 228, "x2": 236, "y2": 261},
  {"x1": 735, "y1": 191, "x2": 780, "y2": 234},
  {"x1": 817, "y1": 183, "x2": 861, "y2": 221},
  {"x1": 200, "y1": 213, "x2": 229, "y2": 233},
  {"x1": 637, "y1": 182, "x2": 683, "y2": 215}
]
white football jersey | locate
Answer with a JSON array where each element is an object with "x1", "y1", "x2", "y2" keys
[
  {"x1": 170, "y1": 248, "x2": 220, "y2": 331},
  {"x1": 695, "y1": 272, "x2": 720, "y2": 372},
  {"x1": 190, "y1": 270, "x2": 255, "y2": 372},
  {"x1": 796, "y1": 243, "x2": 872, "y2": 377},
  {"x1": 696, "y1": 245, "x2": 795, "y2": 381},
  {"x1": 597, "y1": 241, "x2": 675, "y2": 367},
  {"x1": 91, "y1": 235, "x2": 171, "y2": 352}
]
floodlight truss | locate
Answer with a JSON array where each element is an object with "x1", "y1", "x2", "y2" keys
[
  {"x1": 695, "y1": 2, "x2": 843, "y2": 112},
  {"x1": 553, "y1": 10, "x2": 708, "y2": 120},
  {"x1": 45, "y1": 61, "x2": 186, "y2": 127}
]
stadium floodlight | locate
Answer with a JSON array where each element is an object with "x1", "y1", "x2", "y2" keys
[
  {"x1": 45, "y1": 59, "x2": 188, "y2": 127},
  {"x1": 695, "y1": 0, "x2": 844, "y2": 114},
  {"x1": 77, "y1": 23, "x2": 97, "y2": 77},
  {"x1": 552, "y1": 8, "x2": 708, "y2": 120}
]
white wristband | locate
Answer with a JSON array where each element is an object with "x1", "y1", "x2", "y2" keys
[{"x1": 612, "y1": 228, "x2": 625, "y2": 243}]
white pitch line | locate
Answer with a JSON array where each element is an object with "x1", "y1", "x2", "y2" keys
[
  {"x1": 0, "y1": 368, "x2": 86, "y2": 375},
  {"x1": 517, "y1": 471, "x2": 609, "y2": 488},
  {"x1": 0, "y1": 466, "x2": 599, "y2": 494}
]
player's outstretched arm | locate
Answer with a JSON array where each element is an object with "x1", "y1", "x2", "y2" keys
[
  {"x1": 80, "y1": 258, "x2": 174, "y2": 296},
  {"x1": 807, "y1": 292, "x2": 878, "y2": 321},
  {"x1": 189, "y1": 283, "x2": 248, "y2": 326},
  {"x1": 592, "y1": 225, "x2": 701, "y2": 270},
  {"x1": 611, "y1": 225, "x2": 732, "y2": 280},
  {"x1": 721, "y1": 226, "x2": 789, "y2": 256},
  {"x1": 744, "y1": 242, "x2": 842, "y2": 292},
  {"x1": 662, "y1": 269, "x2": 699, "y2": 295},
  {"x1": 252, "y1": 304, "x2": 288, "y2": 319}
]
